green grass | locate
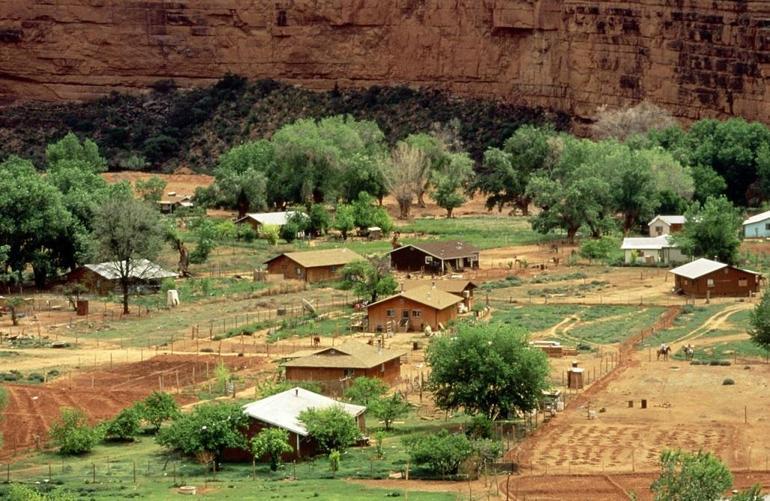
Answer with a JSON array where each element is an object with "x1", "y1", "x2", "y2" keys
[
  {"x1": 676, "y1": 339, "x2": 769, "y2": 362},
  {"x1": 568, "y1": 307, "x2": 667, "y2": 344},
  {"x1": 490, "y1": 304, "x2": 584, "y2": 332},
  {"x1": 640, "y1": 305, "x2": 726, "y2": 348},
  {"x1": 479, "y1": 275, "x2": 523, "y2": 291},
  {"x1": 267, "y1": 310, "x2": 356, "y2": 343},
  {"x1": 398, "y1": 216, "x2": 554, "y2": 250},
  {"x1": 131, "y1": 277, "x2": 268, "y2": 309},
  {"x1": 1, "y1": 410, "x2": 482, "y2": 500}
]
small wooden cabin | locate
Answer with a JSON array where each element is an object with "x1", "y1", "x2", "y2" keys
[
  {"x1": 388, "y1": 241, "x2": 480, "y2": 274},
  {"x1": 366, "y1": 285, "x2": 463, "y2": 333},
  {"x1": 264, "y1": 248, "x2": 364, "y2": 283},
  {"x1": 670, "y1": 258, "x2": 761, "y2": 298}
]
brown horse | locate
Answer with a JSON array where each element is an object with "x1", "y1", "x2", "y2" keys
[{"x1": 657, "y1": 345, "x2": 672, "y2": 361}]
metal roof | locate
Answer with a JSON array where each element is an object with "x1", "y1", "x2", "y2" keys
[
  {"x1": 648, "y1": 215, "x2": 686, "y2": 226},
  {"x1": 367, "y1": 285, "x2": 463, "y2": 311},
  {"x1": 83, "y1": 259, "x2": 177, "y2": 280},
  {"x1": 742, "y1": 210, "x2": 770, "y2": 226},
  {"x1": 265, "y1": 248, "x2": 364, "y2": 268},
  {"x1": 284, "y1": 341, "x2": 405, "y2": 369},
  {"x1": 390, "y1": 241, "x2": 480, "y2": 260},
  {"x1": 621, "y1": 235, "x2": 677, "y2": 251},
  {"x1": 235, "y1": 211, "x2": 301, "y2": 227},
  {"x1": 242, "y1": 387, "x2": 366, "y2": 436},
  {"x1": 669, "y1": 258, "x2": 728, "y2": 279}
]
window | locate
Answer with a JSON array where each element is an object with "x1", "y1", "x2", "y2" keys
[
  {"x1": 402, "y1": 310, "x2": 410, "y2": 319},
  {"x1": 412, "y1": 310, "x2": 421, "y2": 317},
  {"x1": 330, "y1": 266, "x2": 337, "y2": 272},
  {"x1": 425, "y1": 256, "x2": 433, "y2": 264},
  {"x1": 656, "y1": 226, "x2": 663, "y2": 235},
  {"x1": 295, "y1": 267, "x2": 302, "y2": 276},
  {"x1": 707, "y1": 279, "x2": 714, "y2": 288},
  {"x1": 765, "y1": 223, "x2": 770, "y2": 231},
  {"x1": 276, "y1": 9, "x2": 287, "y2": 26},
  {"x1": 386, "y1": 309, "x2": 395, "y2": 317},
  {"x1": 739, "y1": 279, "x2": 748, "y2": 287}
]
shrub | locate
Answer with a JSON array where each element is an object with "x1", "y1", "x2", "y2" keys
[
  {"x1": 344, "y1": 377, "x2": 388, "y2": 406},
  {"x1": 465, "y1": 415, "x2": 493, "y2": 439},
  {"x1": 137, "y1": 391, "x2": 179, "y2": 433},
  {"x1": 722, "y1": 378, "x2": 735, "y2": 385},
  {"x1": 27, "y1": 373, "x2": 44, "y2": 383},
  {"x1": 104, "y1": 406, "x2": 142, "y2": 441},
  {"x1": 250, "y1": 428, "x2": 292, "y2": 471},
  {"x1": 236, "y1": 224, "x2": 257, "y2": 242},
  {"x1": 298, "y1": 405, "x2": 360, "y2": 454},
  {"x1": 370, "y1": 393, "x2": 411, "y2": 431},
  {"x1": 49, "y1": 408, "x2": 103, "y2": 455},
  {"x1": 403, "y1": 430, "x2": 473, "y2": 478},
  {"x1": 262, "y1": 224, "x2": 279, "y2": 245}
]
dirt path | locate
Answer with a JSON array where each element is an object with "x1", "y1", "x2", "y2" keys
[{"x1": 669, "y1": 303, "x2": 751, "y2": 350}]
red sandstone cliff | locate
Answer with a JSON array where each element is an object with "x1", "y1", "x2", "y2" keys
[{"x1": 0, "y1": 1, "x2": 768, "y2": 123}]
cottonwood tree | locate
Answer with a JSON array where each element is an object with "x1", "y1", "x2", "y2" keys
[
  {"x1": 135, "y1": 176, "x2": 168, "y2": 203},
  {"x1": 340, "y1": 256, "x2": 398, "y2": 303},
  {"x1": 748, "y1": 291, "x2": 770, "y2": 358},
  {"x1": 92, "y1": 194, "x2": 164, "y2": 314},
  {"x1": 592, "y1": 101, "x2": 677, "y2": 141},
  {"x1": 426, "y1": 323, "x2": 549, "y2": 420},
  {"x1": 432, "y1": 152, "x2": 474, "y2": 218},
  {"x1": 203, "y1": 140, "x2": 273, "y2": 217},
  {"x1": 383, "y1": 142, "x2": 427, "y2": 219},
  {"x1": 333, "y1": 204, "x2": 356, "y2": 240},
  {"x1": 651, "y1": 450, "x2": 732, "y2": 501},
  {"x1": 673, "y1": 196, "x2": 741, "y2": 264}
]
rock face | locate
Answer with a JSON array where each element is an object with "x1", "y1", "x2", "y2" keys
[{"x1": 1, "y1": 1, "x2": 769, "y2": 123}]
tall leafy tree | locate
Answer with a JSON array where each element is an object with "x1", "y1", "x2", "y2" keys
[
  {"x1": 298, "y1": 405, "x2": 360, "y2": 453},
  {"x1": 474, "y1": 125, "x2": 557, "y2": 215},
  {"x1": 340, "y1": 256, "x2": 397, "y2": 303},
  {"x1": 45, "y1": 132, "x2": 107, "y2": 173},
  {"x1": 205, "y1": 140, "x2": 272, "y2": 217},
  {"x1": 674, "y1": 196, "x2": 741, "y2": 264},
  {"x1": 250, "y1": 428, "x2": 292, "y2": 472},
  {"x1": 92, "y1": 193, "x2": 164, "y2": 313},
  {"x1": 426, "y1": 323, "x2": 549, "y2": 420},
  {"x1": 432, "y1": 152, "x2": 473, "y2": 218},
  {"x1": 607, "y1": 146, "x2": 658, "y2": 233}
]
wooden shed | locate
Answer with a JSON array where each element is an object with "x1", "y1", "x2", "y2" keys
[
  {"x1": 67, "y1": 259, "x2": 177, "y2": 295},
  {"x1": 388, "y1": 241, "x2": 480, "y2": 274},
  {"x1": 225, "y1": 388, "x2": 366, "y2": 462},
  {"x1": 284, "y1": 341, "x2": 404, "y2": 393},
  {"x1": 401, "y1": 279, "x2": 477, "y2": 309},
  {"x1": 264, "y1": 248, "x2": 364, "y2": 283},
  {"x1": 670, "y1": 258, "x2": 761, "y2": 298},
  {"x1": 366, "y1": 285, "x2": 463, "y2": 333}
]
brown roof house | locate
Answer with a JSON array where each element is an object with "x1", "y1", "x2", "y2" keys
[
  {"x1": 284, "y1": 341, "x2": 405, "y2": 394},
  {"x1": 367, "y1": 285, "x2": 463, "y2": 333},
  {"x1": 670, "y1": 258, "x2": 761, "y2": 298},
  {"x1": 225, "y1": 387, "x2": 366, "y2": 462},
  {"x1": 67, "y1": 259, "x2": 177, "y2": 295},
  {"x1": 388, "y1": 241, "x2": 480, "y2": 273},
  {"x1": 264, "y1": 248, "x2": 364, "y2": 283},
  {"x1": 402, "y1": 279, "x2": 477, "y2": 310}
]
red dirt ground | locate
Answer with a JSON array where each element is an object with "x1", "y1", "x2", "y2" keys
[{"x1": 0, "y1": 354, "x2": 263, "y2": 459}]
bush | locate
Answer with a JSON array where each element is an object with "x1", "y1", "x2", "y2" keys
[
  {"x1": 370, "y1": 393, "x2": 411, "y2": 431},
  {"x1": 279, "y1": 221, "x2": 301, "y2": 243},
  {"x1": 236, "y1": 224, "x2": 257, "y2": 242},
  {"x1": 49, "y1": 408, "x2": 103, "y2": 454},
  {"x1": 137, "y1": 391, "x2": 179, "y2": 433},
  {"x1": 27, "y1": 373, "x2": 44, "y2": 383},
  {"x1": 298, "y1": 405, "x2": 360, "y2": 454},
  {"x1": 722, "y1": 378, "x2": 735, "y2": 385},
  {"x1": 262, "y1": 224, "x2": 279, "y2": 245},
  {"x1": 403, "y1": 430, "x2": 473, "y2": 478},
  {"x1": 465, "y1": 415, "x2": 493, "y2": 439},
  {"x1": 104, "y1": 406, "x2": 142, "y2": 441},
  {"x1": 344, "y1": 377, "x2": 388, "y2": 406}
]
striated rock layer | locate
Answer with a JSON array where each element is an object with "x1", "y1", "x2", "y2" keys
[{"x1": 0, "y1": 1, "x2": 769, "y2": 123}]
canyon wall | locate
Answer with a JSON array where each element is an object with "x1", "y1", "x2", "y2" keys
[{"x1": 1, "y1": 0, "x2": 769, "y2": 123}]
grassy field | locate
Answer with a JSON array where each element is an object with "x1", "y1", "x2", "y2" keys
[
  {"x1": 489, "y1": 304, "x2": 584, "y2": 333},
  {"x1": 0, "y1": 410, "x2": 481, "y2": 500},
  {"x1": 567, "y1": 307, "x2": 667, "y2": 344},
  {"x1": 640, "y1": 305, "x2": 726, "y2": 348},
  {"x1": 398, "y1": 216, "x2": 553, "y2": 250}
]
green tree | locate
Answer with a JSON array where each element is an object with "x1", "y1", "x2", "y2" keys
[
  {"x1": 383, "y1": 142, "x2": 426, "y2": 219},
  {"x1": 748, "y1": 291, "x2": 770, "y2": 357},
  {"x1": 344, "y1": 377, "x2": 388, "y2": 406},
  {"x1": 651, "y1": 449, "x2": 732, "y2": 501},
  {"x1": 370, "y1": 393, "x2": 410, "y2": 430},
  {"x1": 46, "y1": 132, "x2": 107, "y2": 173},
  {"x1": 579, "y1": 236, "x2": 620, "y2": 264},
  {"x1": 157, "y1": 402, "x2": 247, "y2": 470},
  {"x1": 307, "y1": 204, "x2": 331, "y2": 237},
  {"x1": 474, "y1": 125, "x2": 557, "y2": 215},
  {"x1": 403, "y1": 430, "x2": 473, "y2": 478},
  {"x1": 92, "y1": 194, "x2": 165, "y2": 313},
  {"x1": 137, "y1": 391, "x2": 179, "y2": 433},
  {"x1": 608, "y1": 146, "x2": 659, "y2": 232},
  {"x1": 333, "y1": 204, "x2": 356, "y2": 240},
  {"x1": 0, "y1": 156, "x2": 76, "y2": 288},
  {"x1": 250, "y1": 428, "x2": 292, "y2": 471},
  {"x1": 340, "y1": 257, "x2": 398, "y2": 303},
  {"x1": 135, "y1": 176, "x2": 168, "y2": 203},
  {"x1": 5, "y1": 297, "x2": 24, "y2": 326},
  {"x1": 732, "y1": 485, "x2": 764, "y2": 501},
  {"x1": 187, "y1": 218, "x2": 219, "y2": 265},
  {"x1": 432, "y1": 152, "x2": 473, "y2": 218},
  {"x1": 350, "y1": 192, "x2": 393, "y2": 233},
  {"x1": 674, "y1": 196, "x2": 741, "y2": 264},
  {"x1": 298, "y1": 405, "x2": 360, "y2": 454},
  {"x1": 49, "y1": 407, "x2": 103, "y2": 455},
  {"x1": 261, "y1": 224, "x2": 280, "y2": 246},
  {"x1": 104, "y1": 406, "x2": 142, "y2": 441},
  {"x1": 205, "y1": 140, "x2": 273, "y2": 217},
  {"x1": 426, "y1": 323, "x2": 549, "y2": 419},
  {"x1": 328, "y1": 450, "x2": 341, "y2": 477}
]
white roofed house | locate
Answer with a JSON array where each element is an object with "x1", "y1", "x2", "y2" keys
[
  {"x1": 742, "y1": 210, "x2": 770, "y2": 239},
  {"x1": 648, "y1": 215, "x2": 686, "y2": 237},
  {"x1": 235, "y1": 211, "x2": 302, "y2": 232},
  {"x1": 67, "y1": 259, "x2": 177, "y2": 295},
  {"x1": 222, "y1": 387, "x2": 366, "y2": 462},
  {"x1": 620, "y1": 235, "x2": 687, "y2": 265}
]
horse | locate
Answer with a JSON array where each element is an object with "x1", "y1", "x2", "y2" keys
[
  {"x1": 656, "y1": 345, "x2": 672, "y2": 361},
  {"x1": 683, "y1": 344, "x2": 695, "y2": 361}
]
